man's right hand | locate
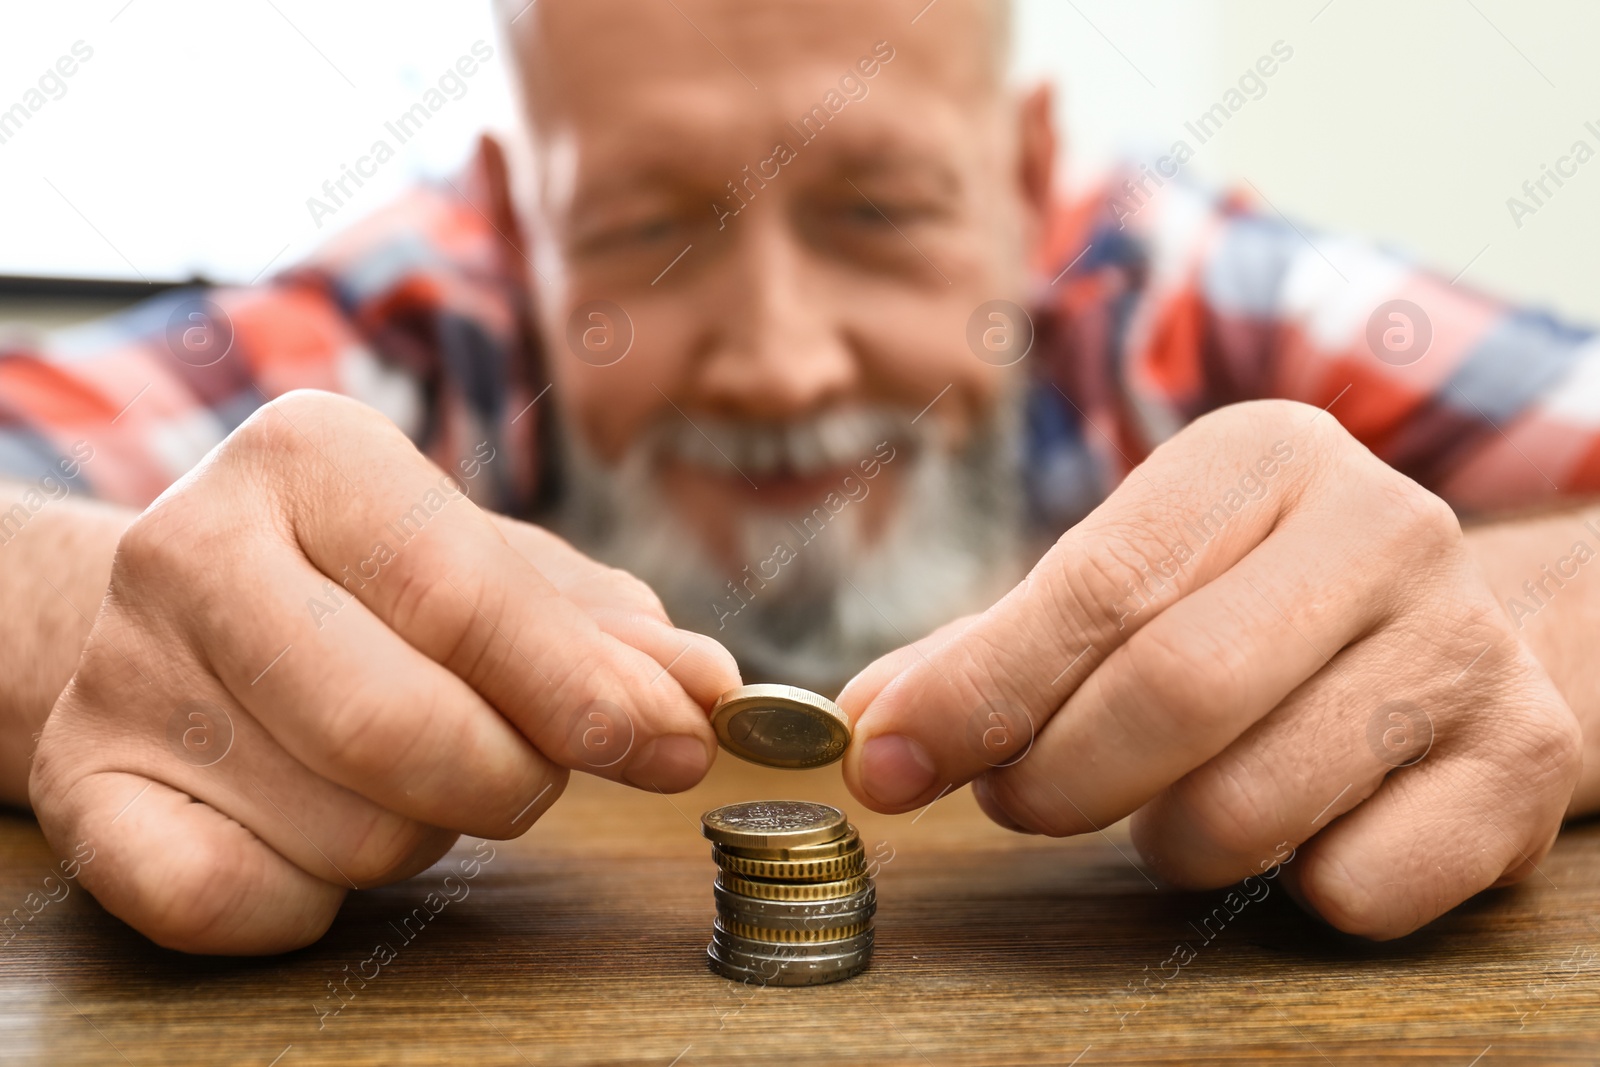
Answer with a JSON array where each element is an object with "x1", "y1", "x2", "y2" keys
[{"x1": 28, "y1": 390, "x2": 737, "y2": 954}]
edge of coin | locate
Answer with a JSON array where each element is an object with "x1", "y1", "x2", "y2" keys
[
  {"x1": 701, "y1": 800, "x2": 849, "y2": 849},
  {"x1": 714, "y1": 844, "x2": 867, "y2": 883},
  {"x1": 706, "y1": 945, "x2": 871, "y2": 987},
  {"x1": 713, "y1": 881, "x2": 875, "y2": 919},
  {"x1": 716, "y1": 826, "x2": 861, "y2": 861},
  {"x1": 717, "y1": 870, "x2": 872, "y2": 902},
  {"x1": 715, "y1": 914, "x2": 873, "y2": 944},
  {"x1": 710, "y1": 684, "x2": 851, "y2": 769}
]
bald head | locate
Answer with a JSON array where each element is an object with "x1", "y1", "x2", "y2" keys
[{"x1": 500, "y1": 0, "x2": 1013, "y2": 134}]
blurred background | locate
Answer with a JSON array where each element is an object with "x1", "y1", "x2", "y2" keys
[{"x1": 2, "y1": 0, "x2": 1596, "y2": 329}]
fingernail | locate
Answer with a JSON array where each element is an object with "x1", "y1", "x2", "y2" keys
[
  {"x1": 860, "y1": 734, "x2": 937, "y2": 807},
  {"x1": 624, "y1": 735, "x2": 709, "y2": 791}
]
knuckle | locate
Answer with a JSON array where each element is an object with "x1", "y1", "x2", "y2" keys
[
  {"x1": 489, "y1": 771, "x2": 569, "y2": 837},
  {"x1": 1198, "y1": 398, "x2": 1313, "y2": 438},
  {"x1": 982, "y1": 769, "x2": 1074, "y2": 836},
  {"x1": 313, "y1": 690, "x2": 427, "y2": 784},
  {"x1": 113, "y1": 487, "x2": 262, "y2": 603},
  {"x1": 1293, "y1": 852, "x2": 1399, "y2": 940},
  {"x1": 263, "y1": 388, "x2": 387, "y2": 435},
  {"x1": 342, "y1": 814, "x2": 458, "y2": 885},
  {"x1": 136, "y1": 837, "x2": 263, "y2": 950},
  {"x1": 954, "y1": 624, "x2": 1042, "y2": 709},
  {"x1": 540, "y1": 656, "x2": 629, "y2": 744},
  {"x1": 114, "y1": 504, "x2": 197, "y2": 585},
  {"x1": 230, "y1": 390, "x2": 397, "y2": 470},
  {"x1": 1166, "y1": 760, "x2": 1275, "y2": 863},
  {"x1": 1119, "y1": 622, "x2": 1248, "y2": 738},
  {"x1": 384, "y1": 562, "x2": 526, "y2": 689},
  {"x1": 385, "y1": 564, "x2": 474, "y2": 646},
  {"x1": 1378, "y1": 475, "x2": 1460, "y2": 554},
  {"x1": 1048, "y1": 525, "x2": 1173, "y2": 635},
  {"x1": 79, "y1": 816, "x2": 293, "y2": 953},
  {"x1": 1500, "y1": 702, "x2": 1584, "y2": 797},
  {"x1": 600, "y1": 566, "x2": 669, "y2": 619}
]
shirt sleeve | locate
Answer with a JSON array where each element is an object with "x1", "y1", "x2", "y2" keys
[
  {"x1": 1048, "y1": 170, "x2": 1600, "y2": 516},
  {"x1": 0, "y1": 137, "x2": 540, "y2": 514},
  {"x1": 0, "y1": 278, "x2": 421, "y2": 509}
]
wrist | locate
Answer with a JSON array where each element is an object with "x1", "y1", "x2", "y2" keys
[
  {"x1": 1465, "y1": 505, "x2": 1600, "y2": 815},
  {"x1": 0, "y1": 488, "x2": 134, "y2": 807}
]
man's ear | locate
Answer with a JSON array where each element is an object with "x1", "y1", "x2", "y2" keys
[
  {"x1": 478, "y1": 131, "x2": 531, "y2": 287},
  {"x1": 1016, "y1": 81, "x2": 1057, "y2": 235}
]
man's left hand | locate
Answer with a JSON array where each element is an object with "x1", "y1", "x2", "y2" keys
[{"x1": 839, "y1": 399, "x2": 1583, "y2": 939}]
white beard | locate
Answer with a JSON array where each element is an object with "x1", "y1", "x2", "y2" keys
[{"x1": 550, "y1": 400, "x2": 1029, "y2": 695}]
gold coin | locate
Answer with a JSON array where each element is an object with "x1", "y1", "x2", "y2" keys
[
  {"x1": 714, "y1": 843, "x2": 866, "y2": 882},
  {"x1": 717, "y1": 871, "x2": 871, "y2": 901},
  {"x1": 715, "y1": 915, "x2": 872, "y2": 944},
  {"x1": 710, "y1": 684, "x2": 851, "y2": 769},
  {"x1": 716, "y1": 826, "x2": 860, "y2": 861},
  {"x1": 701, "y1": 800, "x2": 847, "y2": 850}
]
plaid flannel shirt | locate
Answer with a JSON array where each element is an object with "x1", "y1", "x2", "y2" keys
[{"x1": 3, "y1": 136, "x2": 1597, "y2": 536}]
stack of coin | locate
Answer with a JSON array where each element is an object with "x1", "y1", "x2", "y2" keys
[{"x1": 701, "y1": 799, "x2": 874, "y2": 986}]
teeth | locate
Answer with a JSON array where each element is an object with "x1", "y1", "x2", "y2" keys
[
  {"x1": 817, "y1": 413, "x2": 864, "y2": 468},
  {"x1": 787, "y1": 424, "x2": 828, "y2": 476},
  {"x1": 747, "y1": 434, "x2": 782, "y2": 475},
  {"x1": 662, "y1": 409, "x2": 908, "y2": 478},
  {"x1": 678, "y1": 428, "x2": 728, "y2": 472}
]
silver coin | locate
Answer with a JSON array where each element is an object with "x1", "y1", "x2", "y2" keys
[
  {"x1": 711, "y1": 925, "x2": 874, "y2": 962},
  {"x1": 714, "y1": 883, "x2": 876, "y2": 927},
  {"x1": 708, "y1": 929, "x2": 874, "y2": 985},
  {"x1": 706, "y1": 944, "x2": 871, "y2": 987},
  {"x1": 710, "y1": 684, "x2": 851, "y2": 769},
  {"x1": 701, "y1": 800, "x2": 848, "y2": 849}
]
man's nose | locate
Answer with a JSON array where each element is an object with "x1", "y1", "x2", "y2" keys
[{"x1": 693, "y1": 211, "x2": 857, "y2": 420}]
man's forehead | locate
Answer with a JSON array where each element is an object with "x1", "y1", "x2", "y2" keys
[{"x1": 508, "y1": 0, "x2": 1002, "y2": 129}]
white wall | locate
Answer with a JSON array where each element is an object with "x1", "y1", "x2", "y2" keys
[
  {"x1": 0, "y1": 0, "x2": 516, "y2": 285},
  {"x1": 1014, "y1": 0, "x2": 1600, "y2": 324},
  {"x1": 3, "y1": 0, "x2": 1595, "y2": 325}
]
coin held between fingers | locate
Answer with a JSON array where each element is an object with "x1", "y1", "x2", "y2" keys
[{"x1": 711, "y1": 684, "x2": 851, "y2": 769}]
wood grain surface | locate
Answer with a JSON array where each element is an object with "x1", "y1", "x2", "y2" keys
[{"x1": 3, "y1": 752, "x2": 1599, "y2": 1066}]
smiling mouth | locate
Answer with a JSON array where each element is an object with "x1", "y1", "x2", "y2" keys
[
  {"x1": 643, "y1": 406, "x2": 914, "y2": 514},
  {"x1": 667, "y1": 457, "x2": 874, "y2": 507}
]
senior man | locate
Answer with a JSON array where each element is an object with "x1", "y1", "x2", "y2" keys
[{"x1": 3, "y1": 0, "x2": 1600, "y2": 955}]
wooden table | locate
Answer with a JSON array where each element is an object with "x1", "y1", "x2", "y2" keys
[{"x1": 4, "y1": 754, "x2": 1599, "y2": 1066}]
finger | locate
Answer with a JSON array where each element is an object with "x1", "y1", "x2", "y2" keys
[
  {"x1": 492, "y1": 514, "x2": 740, "y2": 708},
  {"x1": 836, "y1": 613, "x2": 982, "y2": 715},
  {"x1": 977, "y1": 504, "x2": 1409, "y2": 837},
  {"x1": 64, "y1": 668, "x2": 463, "y2": 888},
  {"x1": 844, "y1": 406, "x2": 1318, "y2": 811},
  {"x1": 226, "y1": 394, "x2": 718, "y2": 792},
  {"x1": 1281, "y1": 689, "x2": 1580, "y2": 939},
  {"x1": 583, "y1": 612, "x2": 739, "y2": 710},
  {"x1": 32, "y1": 769, "x2": 343, "y2": 955},
  {"x1": 490, "y1": 517, "x2": 669, "y2": 616},
  {"x1": 1124, "y1": 636, "x2": 1438, "y2": 887},
  {"x1": 121, "y1": 508, "x2": 565, "y2": 838},
  {"x1": 833, "y1": 615, "x2": 984, "y2": 802},
  {"x1": 970, "y1": 774, "x2": 1038, "y2": 835}
]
